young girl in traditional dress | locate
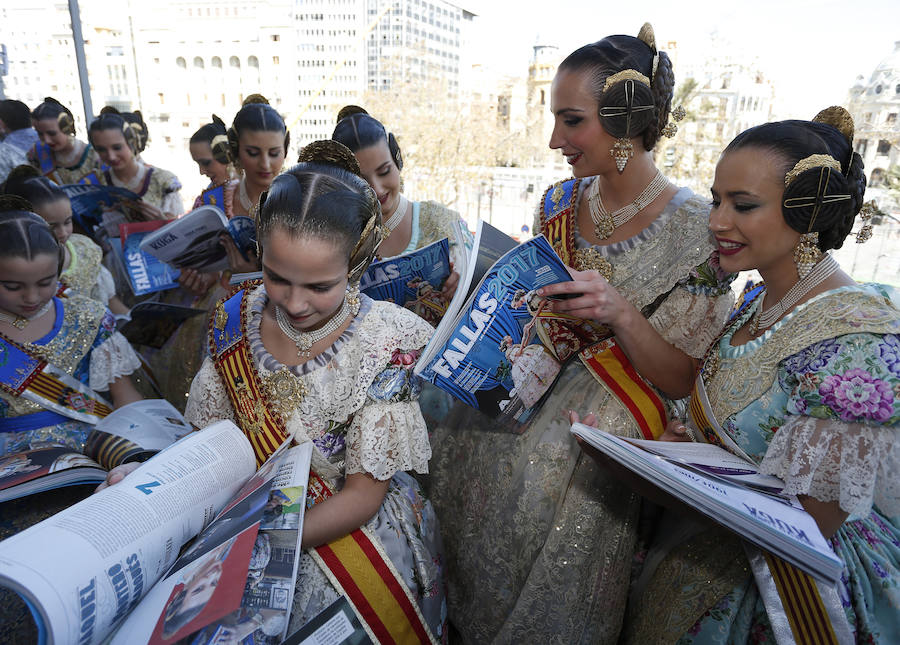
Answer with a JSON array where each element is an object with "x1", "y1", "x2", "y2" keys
[
  {"x1": 102, "y1": 141, "x2": 447, "y2": 642},
  {"x1": 3, "y1": 165, "x2": 128, "y2": 314},
  {"x1": 0, "y1": 199, "x2": 142, "y2": 457},
  {"x1": 88, "y1": 108, "x2": 184, "y2": 221},
  {"x1": 28, "y1": 97, "x2": 104, "y2": 185}
]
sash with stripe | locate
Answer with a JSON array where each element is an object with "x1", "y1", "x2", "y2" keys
[
  {"x1": 0, "y1": 333, "x2": 112, "y2": 427},
  {"x1": 199, "y1": 182, "x2": 226, "y2": 208},
  {"x1": 105, "y1": 166, "x2": 154, "y2": 198},
  {"x1": 78, "y1": 170, "x2": 103, "y2": 186},
  {"x1": 32, "y1": 142, "x2": 55, "y2": 176},
  {"x1": 538, "y1": 179, "x2": 666, "y2": 439},
  {"x1": 689, "y1": 373, "x2": 843, "y2": 644},
  {"x1": 210, "y1": 287, "x2": 438, "y2": 645}
]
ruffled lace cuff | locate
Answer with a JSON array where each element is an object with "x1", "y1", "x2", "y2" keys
[
  {"x1": 650, "y1": 287, "x2": 734, "y2": 359},
  {"x1": 89, "y1": 331, "x2": 142, "y2": 391},
  {"x1": 345, "y1": 400, "x2": 432, "y2": 480},
  {"x1": 161, "y1": 190, "x2": 185, "y2": 217},
  {"x1": 759, "y1": 415, "x2": 900, "y2": 519},
  {"x1": 184, "y1": 358, "x2": 235, "y2": 429},
  {"x1": 92, "y1": 265, "x2": 116, "y2": 306}
]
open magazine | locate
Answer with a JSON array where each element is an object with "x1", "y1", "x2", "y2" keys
[
  {"x1": 0, "y1": 421, "x2": 313, "y2": 645},
  {"x1": 414, "y1": 222, "x2": 572, "y2": 428},
  {"x1": 139, "y1": 205, "x2": 256, "y2": 273},
  {"x1": 60, "y1": 183, "x2": 142, "y2": 241},
  {"x1": 570, "y1": 423, "x2": 844, "y2": 585},
  {"x1": 0, "y1": 399, "x2": 192, "y2": 502}
]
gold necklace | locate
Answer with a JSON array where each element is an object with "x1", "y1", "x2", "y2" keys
[
  {"x1": 587, "y1": 170, "x2": 668, "y2": 239},
  {"x1": 275, "y1": 299, "x2": 352, "y2": 358},
  {"x1": 0, "y1": 300, "x2": 53, "y2": 330}
]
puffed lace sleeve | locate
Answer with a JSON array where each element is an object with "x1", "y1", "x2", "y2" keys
[
  {"x1": 161, "y1": 187, "x2": 184, "y2": 217},
  {"x1": 649, "y1": 251, "x2": 735, "y2": 358},
  {"x1": 88, "y1": 312, "x2": 141, "y2": 391},
  {"x1": 91, "y1": 264, "x2": 116, "y2": 306},
  {"x1": 184, "y1": 357, "x2": 236, "y2": 429},
  {"x1": 759, "y1": 333, "x2": 900, "y2": 519},
  {"x1": 344, "y1": 348, "x2": 432, "y2": 481}
]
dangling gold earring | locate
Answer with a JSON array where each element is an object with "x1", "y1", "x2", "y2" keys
[
  {"x1": 793, "y1": 232, "x2": 821, "y2": 279},
  {"x1": 346, "y1": 284, "x2": 361, "y2": 315},
  {"x1": 856, "y1": 200, "x2": 877, "y2": 243},
  {"x1": 610, "y1": 137, "x2": 633, "y2": 173}
]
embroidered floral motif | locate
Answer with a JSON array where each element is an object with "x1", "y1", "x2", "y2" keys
[
  {"x1": 684, "y1": 250, "x2": 733, "y2": 296},
  {"x1": 819, "y1": 368, "x2": 894, "y2": 423}
]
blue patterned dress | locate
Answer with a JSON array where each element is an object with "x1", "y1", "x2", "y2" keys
[{"x1": 626, "y1": 284, "x2": 900, "y2": 644}]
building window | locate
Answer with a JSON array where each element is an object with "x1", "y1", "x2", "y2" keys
[
  {"x1": 248, "y1": 55, "x2": 259, "y2": 68},
  {"x1": 876, "y1": 140, "x2": 891, "y2": 155},
  {"x1": 887, "y1": 113, "x2": 898, "y2": 124},
  {"x1": 230, "y1": 56, "x2": 240, "y2": 68},
  {"x1": 158, "y1": 92, "x2": 165, "y2": 104},
  {"x1": 176, "y1": 56, "x2": 186, "y2": 69},
  {"x1": 193, "y1": 56, "x2": 204, "y2": 69},
  {"x1": 271, "y1": 34, "x2": 280, "y2": 41},
  {"x1": 212, "y1": 56, "x2": 222, "y2": 68},
  {"x1": 273, "y1": 56, "x2": 280, "y2": 65}
]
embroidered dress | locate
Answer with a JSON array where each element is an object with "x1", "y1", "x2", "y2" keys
[
  {"x1": 624, "y1": 284, "x2": 900, "y2": 644},
  {"x1": 60, "y1": 233, "x2": 117, "y2": 306},
  {"x1": 427, "y1": 180, "x2": 734, "y2": 644},
  {"x1": 102, "y1": 160, "x2": 184, "y2": 217},
  {"x1": 27, "y1": 139, "x2": 104, "y2": 185},
  {"x1": 0, "y1": 294, "x2": 141, "y2": 456},
  {"x1": 184, "y1": 286, "x2": 447, "y2": 640}
]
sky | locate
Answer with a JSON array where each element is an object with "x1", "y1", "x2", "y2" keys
[{"x1": 465, "y1": 0, "x2": 900, "y2": 119}]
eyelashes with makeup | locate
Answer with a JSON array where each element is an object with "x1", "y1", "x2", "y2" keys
[
  {"x1": 709, "y1": 199, "x2": 759, "y2": 213},
  {"x1": 563, "y1": 117, "x2": 582, "y2": 127}
]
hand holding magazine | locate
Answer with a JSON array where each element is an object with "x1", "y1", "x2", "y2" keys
[{"x1": 0, "y1": 421, "x2": 313, "y2": 645}]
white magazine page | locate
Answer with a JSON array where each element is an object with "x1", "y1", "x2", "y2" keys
[
  {"x1": 139, "y1": 205, "x2": 230, "y2": 272},
  {"x1": 106, "y1": 441, "x2": 312, "y2": 645},
  {"x1": 0, "y1": 421, "x2": 256, "y2": 645},
  {"x1": 623, "y1": 437, "x2": 787, "y2": 492},
  {"x1": 94, "y1": 399, "x2": 193, "y2": 452}
]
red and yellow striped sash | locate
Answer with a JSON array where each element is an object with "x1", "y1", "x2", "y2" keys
[{"x1": 764, "y1": 553, "x2": 839, "y2": 644}]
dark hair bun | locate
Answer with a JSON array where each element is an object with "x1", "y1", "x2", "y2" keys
[
  {"x1": 336, "y1": 105, "x2": 368, "y2": 124},
  {"x1": 597, "y1": 73, "x2": 657, "y2": 140},
  {"x1": 243, "y1": 94, "x2": 270, "y2": 106},
  {"x1": 0, "y1": 194, "x2": 34, "y2": 212},
  {"x1": 5, "y1": 164, "x2": 42, "y2": 185},
  {"x1": 782, "y1": 163, "x2": 853, "y2": 242},
  {"x1": 99, "y1": 105, "x2": 121, "y2": 116},
  {"x1": 297, "y1": 140, "x2": 361, "y2": 176}
]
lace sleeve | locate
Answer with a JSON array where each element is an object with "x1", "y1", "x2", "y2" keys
[
  {"x1": 649, "y1": 286, "x2": 734, "y2": 359},
  {"x1": 88, "y1": 331, "x2": 142, "y2": 391},
  {"x1": 184, "y1": 357, "x2": 236, "y2": 429},
  {"x1": 345, "y1": 399, "x2": 432, "y2": 480},
  {"x1": 91, "y1": 265, "x2": 116, "y2": 306},
  {"x1": 161, "y1": 189, "x2": 184, "y2": 217},
  {"x1": 759, "y1": 415, "x2": 900, "y2": 519}
]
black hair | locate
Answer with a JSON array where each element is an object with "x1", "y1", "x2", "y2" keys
[
  {"x1": 558, "y1": 30, "x2": 675, "y2": 151},
  {"x1": 0, "y1": 100, "x2": 33, "y2": 132},
  {"x1": 190, "y1": 115, "x2": 230, "y2": 165},
  {"x1": 88, "y1": 107, "x2": 148, "y2": 154},
  {"x1": 724, "y1": 116, "x2": 866, "y2": 251},
  {"x1": 258, "y1": 141, "x2": 381, "y2": 282},
  {"x1": 331, "y1": 106, "x2": 403, "y2": 170},
  {"x1": 224, "y1": 95, "x2": 289, "y2": 164},
  {"x1": 31, "y1": 97, "x2": 76, "y2": 136},
  {"x1": 0, "y1": 197, "x2": 64, "y2": 273},
  {"x1": 3, "y1": 165, "x2": 68, "y2": 210}
]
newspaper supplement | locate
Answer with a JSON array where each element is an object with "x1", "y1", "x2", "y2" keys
[{"x1": 0, "y1": 421, "x2": 256, "y2": 645}]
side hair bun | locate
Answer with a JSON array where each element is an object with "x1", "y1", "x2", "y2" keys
[
  {"x1": 813, "y1": 106, "x2": 854, "y2": 146},
  {"x1": 297, "y1": 140, "x2": 362, "y2": 177},
  {"x1": 637, "y1": 23, "x2": 656, "y2": 51}
]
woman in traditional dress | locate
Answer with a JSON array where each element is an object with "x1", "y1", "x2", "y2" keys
[
  {"x1": 332, "y1": 106, "x2": 467, "y2": 301},
  {"x1": 154, "y1": 97, "x2": 289, "y2": 410},
  {"x1": 581, "y1": 109, "x2": 899, "y2": 644},
  {"x1": 189, "y1": 115, "x2": 237, "y2": 210},
  {"x1": 426, "y1": 23, "x2": 735, "y2": 643},
  {"x1": 102, "y1": 141, "x2": 447, "y2": 642},
  {"x1": 88, "y1": 108, "x2": 184, "y2": 220},
  {"x1": 0, "y1": 199, "x2": 142, "y2": 457},
  {"x1": 28, "y1": 97, "x2": 104, "y2": 185},
  {"x1": 3, "y1": 165, "x2": 128, "y2": 313}
]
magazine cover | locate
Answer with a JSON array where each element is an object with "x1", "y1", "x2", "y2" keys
[
  {"x1": 139, "y1": 206, "x2": 257, "y2": 273},
  {"x1": 60, "y1": 183, "x2": 142, "y2": 240},
  {"x1": 417, "y1": 234, "x2": 573, "y2": 428},
  {"x1": 0, "y1": 447, "x2": 107, "y2": 502},
  {"x1": 360, "y1": 238, "x2": 451, "y2": 325},
  {"x1": 117, "y1": 221, "x2": 181, "y2": 296}
]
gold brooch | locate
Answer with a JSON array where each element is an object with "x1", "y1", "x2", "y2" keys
[
  {"x1": 550, "y1": 184, "x2": 565, "y2": 212},
  {"x1": 574, "y1": 248, "x2": 614, "y2": 281},
  {"x1": 213, "y1": 303, "x2": 228, "y2": 341},
  {"x1": 263, "y1": 367, "x2": 307, "y2": 420}
]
